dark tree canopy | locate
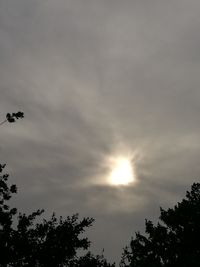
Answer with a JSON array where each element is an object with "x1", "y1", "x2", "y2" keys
[
  {"x1": 120, "y1": 183, "x2": 200, "y2": 267},
  {"x1": 2, "y1": 110, "x2": 200, "y2": 266},
  {"x1": 0, "y1": 111, "x2": 114, "y2": 266},
  {"x1": 71, "y1": 252, "x2": 115, "y2": 267},
  {"x1": 0, "y1": 164, "x2": 114, "y2": 267}
]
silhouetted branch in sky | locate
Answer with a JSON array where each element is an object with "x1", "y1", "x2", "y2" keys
[{"x1": 0, "y1": 111, "x2": 24, "y2": 125}]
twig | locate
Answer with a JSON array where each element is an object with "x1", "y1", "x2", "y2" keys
[{"x1": 0, "y1": 119, "x2": 7, "y2": 126}]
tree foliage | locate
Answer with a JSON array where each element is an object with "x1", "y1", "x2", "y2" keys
[
  {"x1": 5, "y1": 110, "x2": 200, "y2": 266},
  {"x1": 0, "y1": 164, "x2": 114, "y2": 267},
  {"x1": 0, "y1": 111, "x2": 24, "y2": 125},
  {"x1": 120, "y1": 183, "x2": 200, "y2": 267},
  {"x1": 0, "y1": 111, "x2": 114, "y2": 266}
]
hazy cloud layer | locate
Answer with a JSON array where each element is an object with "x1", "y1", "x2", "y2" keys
[{"x1": 1, "y1": 0, "x2": 200, "y2": 262}]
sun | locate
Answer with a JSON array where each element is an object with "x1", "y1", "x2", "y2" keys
[{"x1": 109, "y1": 157, "x2": 135, "y2": 186}]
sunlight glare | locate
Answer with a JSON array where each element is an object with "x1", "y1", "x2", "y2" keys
[{"x1": 109, "y1": 157, "x2": 134, "y2": 186}]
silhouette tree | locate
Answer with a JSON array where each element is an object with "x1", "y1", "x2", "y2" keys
[
  {"x1": 0, "y1": 112, "x2": 114, "y2": 266},
  {"x1": 120, "y1": 183, "x2": 200, "y2": 267},
  {"x1": 0, "y1": 164, "x2": 115, "y2": 267},
  {"x1": 71, "y1": 252, "x2": 115, "y2": 267}
]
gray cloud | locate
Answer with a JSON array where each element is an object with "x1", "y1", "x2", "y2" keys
[{"x1": 1, "y1": 0, "x2": 200, "y2": 263}]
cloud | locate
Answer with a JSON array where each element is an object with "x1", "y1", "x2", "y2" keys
[{"x1": 1, "y1": 0, "x2": 200, "y2": 263}]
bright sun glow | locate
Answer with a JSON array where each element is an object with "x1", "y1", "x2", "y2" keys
[{"x1": 109, "y1": 157, "x2": 134, "y2": 186}]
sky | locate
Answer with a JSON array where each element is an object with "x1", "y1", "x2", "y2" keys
[{"x1": 1, "y1": 0, "x2": 200, "y2": 263}]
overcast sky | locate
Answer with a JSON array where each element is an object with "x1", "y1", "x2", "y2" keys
[{"x1": 1, "y1": 0, "x2": 200, "y2": 263}]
